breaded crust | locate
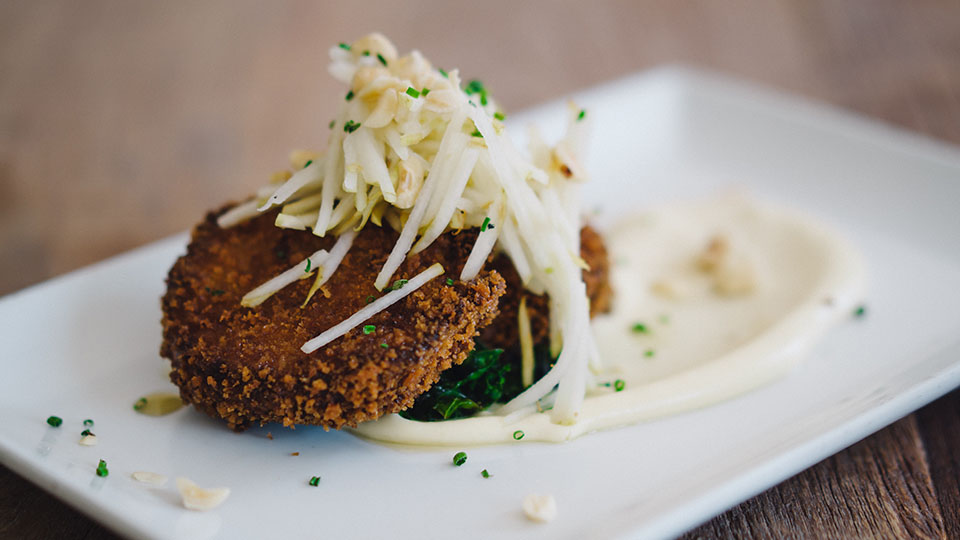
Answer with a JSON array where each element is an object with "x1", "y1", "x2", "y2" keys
[
  {"x1": 161, "y1": 207, "x2": 506, "y2": 431},
  {"x1": 479, "y1": 226, "x2": 612, "y2": 349}
]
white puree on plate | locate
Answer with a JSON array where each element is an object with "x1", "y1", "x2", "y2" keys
[{"x1": 352, "y1": 196, "x2": 866, "y2": 445}]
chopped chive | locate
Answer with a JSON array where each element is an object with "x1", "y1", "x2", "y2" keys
[
  {"x1": 83, "y1": 419, "x2": 94, "y2": 427},
  {"x1": 631, "y1": 322, "x2": 648, "y2": 334},
  {"x1": 365, "y1": 295, "x2": 376, "y2": 304},
  {"x1": 328, "y1": 119, "x2": 335, "y2": 129},
  {"x1": 204, "y1": 287, "x2": 225, "y2": 296},
  {"x1": 445, "y1": 278, "x2": 454, "y2": 286},
  {"x1": 614, "y1": 379, "x2": 626, "y2": 392},
  {"x1": 577, "y1": 109, "x2": 586, "y2": 121},
  {"x1": 644, "y1": 349, "x2": 655, "y2": 358},
  {"x1": 853, "y1": 305, "x2": 867, "y2": 318},
  {"x1": 493, "y1": 111, "x2": 505, "y2": 121},
  {"x1": 362, "y1": 50, "x2": 370, "y2": 56},
  {"x1": 303, "y1": 160, "x2": 313, "y2": 168},
  {"x1": 305, "y1": 259, "x2": 312, "y2": 273},
  {"x1": 338, "y1": 43, "x2": 351, "y2": 51},
  {"x1": 421, "y1": 88, "x2": 431, "y2": 96},
  {"x1": 471, "y1": 129, "x2": 483, "y2": 138},
  {"x1": 405, "y1": 87, "x2": 420, "y2": 98},
  {"x1": 95, "y1": 459, "x2": 109, "y2": 478},
  {"x1": 481, "y1": 469, "x2": 490, "y2": 478},
  {"x1": 308, "y1": 475, "x2": 321, "y2": 487},
  {"x1": 464, "y1": 79, "x2": 484, "y2": 95},
  {"x1": 376, "y1": 53, "x2": 387, "y2": 66},
  {"x1": 452, "y1": 451, "x2": 467, "y2": 466},
  {"x1": 345, "y1": 90, "x2": 354, "y2": 101},
  {"x1": 512, "y1": 430, "x2": 524, "y2": 440},
  {"x1": 81, "y1": 429, "x2": 93, "y2": 437},
  {"x1": 380, "y1": 343, "x2": 389, "y2": 349},
  {"x1": 46, "y1": 416, "x2": 62, "y2": 428},
  {"x1": 362, "y1": 324, "x2": 376, "y2": 335},
  {"x1": 438, "y1": 68, "x2": 448, "y2": 78},
  {"x1": 133, "y1": 397, "x2": 147, "y2": 411},
  {"x1": 388, "y1": 279, "x2": 409, "y2": 291},
  {"x1": 481, "y1": 217, "x2": 493, "y2": 231},
  {"x1": 343, "y1": 120, "x2": 362, "y2": 133}
]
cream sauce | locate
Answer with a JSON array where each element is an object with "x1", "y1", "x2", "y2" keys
[{"x1": 351, "y1": 196, "x2": 866, "y2": 445}]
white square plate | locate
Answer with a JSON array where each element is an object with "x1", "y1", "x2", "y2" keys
[{"x1": 2, "y1": 67, "x2": 959, "y2": 540}]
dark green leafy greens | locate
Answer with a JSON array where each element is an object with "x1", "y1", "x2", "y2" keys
[{"x1": 399, "y1": 340, "x2": 556, "y2": 422}]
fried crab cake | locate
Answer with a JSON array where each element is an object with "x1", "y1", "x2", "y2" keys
[{"x1": 161, "y1": 207, "x2": 506, "y2": 431}]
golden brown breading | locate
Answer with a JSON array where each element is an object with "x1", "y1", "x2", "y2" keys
[{"x1": 161, "y1": 207, "x2": 506, "y2": 431}]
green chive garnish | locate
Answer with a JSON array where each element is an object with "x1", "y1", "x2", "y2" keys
[
  {"x1": 46, "y1": 416, "x2": 62, "y2": 428},
  {"x1": 345, "y1": 90, "x2": 354, "y2": 101},
  {"x1": 308, "y1": 475, "x2": 321, "y2": 486},
  {"x1": 388, "y1": 279, "x2": 409, "y2": 291},
  {"x1": 376, "y1": 53, "x2": 387, "y2": 66},
  {"x1": 614, "y1": 379, "x2": 626, "y2": 392},
  {"x1": 481, "y1": 469, "x2": 490, "y2": 478},
  {"x1": 363, "y1": 325, "x2": 376, "y2": 335},
  {"x1": 305, "y1": 259, "x2": 312, "y2": 273},
  {"x1": 631, "y1": 322, "x2": 648, "y2": 334},
  {"x1": 471, "y1": 129, "x2": 483, "y2": 138},
  {"x1": 204, "y1": 287, "x2": 225, "y2": 296},
  {"x1": 405, "y1": 87, "x2": 420, "y2": 98},
  {"x1": 577, "y1": 109, "x2": 586, "y2": 121},
  {"x1": 438, "y1": 68, "x2": 448, "y2": 78},
  {"x1": 493, "y1": 111, "x2": 505, "y2": 121},
  {"x1": 464, "y1": 80, "x2": 489, "y2": 106},
  {"x1": 365, "y1": 295, "x2": 376, "y2": 304},
  {"x1": 513, "y1": 430, "x2": 524, "y2": 440},
  {"x1": 362, "y1": 50, "x2": 370, "y2": 56},
  {"x1": 453, "y1": 451, "x2": 467, "y2": 466},
  {"x1": 344, "y1": 120, "x2": 361, "y2": 133},
  {"x1": 445, "y1": 278, "x2": 454, "y2": 286},
  {"x1": 481, "y1": 217, "x2": 493, "y2": 231},
  {"x1": 853, "y1": 305, "x2": 866, "y2": 318},
  {"x1": 133, "y1": 397, "x2": 147, "y2": 411},
  {"x1": 83, "y1": 419, "x2": 94, "y2": 427},
  {"x1": 81, "y1": 429, "x2": 93, "y2": 437},
  {"x1": 95, "y1": 459, "x2": 109, "y2": 478},
  {"x1": 303, "y1": 160, "x2": 313, "y2": 168},
  {"x1": 644, "y1": 349, "x2": 655, "y2": 358},
  {"x1": 421, "y1": 88, "x2": 431, "y2": 96},
  {"x1": 338, "y1": 43, "x2": 351, "y2": 51},
  {"x1": 328, "y1": 119, "x2": 335, "y2": 129},
  {"x1": 380, "y1": 343, "x2": 389, "y2": 349}
]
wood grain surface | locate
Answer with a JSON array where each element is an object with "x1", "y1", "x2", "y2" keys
[{"x1": 1, "y1": 1, "x2": 958, "y2": 538}]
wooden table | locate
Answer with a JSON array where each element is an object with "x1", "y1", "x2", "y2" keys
[{"x1": 1, "y1": 1, "x2": 958, "y2": 538}]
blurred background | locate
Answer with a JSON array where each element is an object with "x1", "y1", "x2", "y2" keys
[
  {"x1": 1, "y1": 1, "x2": 958, "y2": 538},
  {"x1": 1, "y1": 1, "x2": 958, "y2": 296}
]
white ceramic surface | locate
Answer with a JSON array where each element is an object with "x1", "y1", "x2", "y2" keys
[{"x1": 2, "y1": 67, "x2": 959, "y2": 540}]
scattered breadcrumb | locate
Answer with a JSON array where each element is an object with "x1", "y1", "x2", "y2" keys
[
  {"x1": 79, "y1": 434, "x2": 98, "y2": 446},
  {"x1": 291, "y1": 452, "x2": 300, "y2": 456},
  {"x1": 650, "y1": 277, "x2": 693, "y2": 300},
  {"x1": 131, "y1": 471, "x2": 168, "y2": 486},
  {"x1": 522, "y1": 494, "x2": 557, "y2": 523},
  {"x1": 696, "y1": 235, "x2": 729, "y2": 272},
  {"x1": 696, "y1": 234, "x2": 756, "y2": 296},
  {"x1": 176, "y1": 477, "x2": 230, "y2": 511}
]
